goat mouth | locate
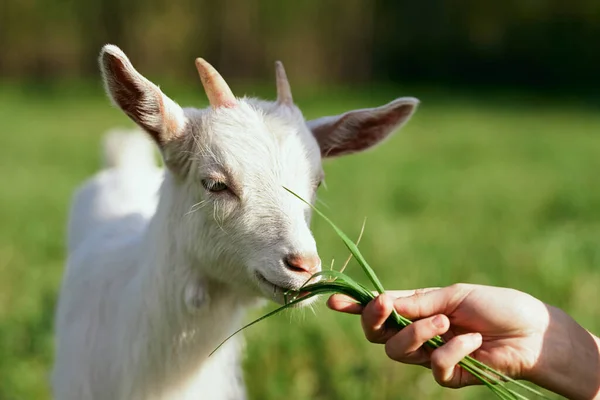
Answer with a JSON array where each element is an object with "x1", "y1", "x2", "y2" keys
[
  {"x1": 255, "y1": 272, "x2": 290, "y2": 293},
  {"x1": 254, "y1": 272, "x2": 309, "y2": 302}
]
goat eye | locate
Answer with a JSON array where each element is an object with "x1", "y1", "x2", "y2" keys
[{"x1": 201, "y1": 179, "x2": 228, "y2": 193}]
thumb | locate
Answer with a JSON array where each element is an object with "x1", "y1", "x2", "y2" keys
[{"x1": 392, "y1": 285, "x2": 472, "y2": 321}]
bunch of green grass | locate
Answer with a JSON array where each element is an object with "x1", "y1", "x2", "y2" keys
[{"x1": 212, "y1": 188, "x2": 548, "y2": 400}]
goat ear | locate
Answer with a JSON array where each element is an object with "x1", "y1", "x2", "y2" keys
[
  {"x1": 99, "y1": 44, "x2": 186, "y2": 147},
  {"x1": 307, "y1": 97, "x2": 419, "y2": 158}
]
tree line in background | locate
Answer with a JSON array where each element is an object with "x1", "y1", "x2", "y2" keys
[{"x1": 1, "y1": 0, "x2": 599, "y2": 90}]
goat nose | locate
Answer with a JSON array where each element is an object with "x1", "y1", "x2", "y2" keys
[{"x1": 284, "y1": 253, "x2": 321, "y2": 275}]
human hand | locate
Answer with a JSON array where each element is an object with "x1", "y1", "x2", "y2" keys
[{"x1": 328, "y1": 284, "x2": 600, "y2": 399}]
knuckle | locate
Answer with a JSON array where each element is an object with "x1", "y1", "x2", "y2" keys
[
  {"x1": 376, "y1": 295, "x2": 394, "y2": 317},
  {"x1": 411, "y1": 323, "x2": 431, "y2": 345},
  {"x1": 435, "y1": 374, "x2": 453, "y2": 388},
  {"x1": 431, "y1": 364, "x2": 449, "y2": 386},
  {"x1": 365, "y1": 297, "x2": 386, "y2": 319},
  {"x1": 448, "y1": 282, "x2": 468, "y2": 293},
  {"x1": 364, "y1": 330, "x2": 380, "y2": 343},
  {"x1": 384, "y1": 340, "x2": 402, "y2": 361},
  {"x1": 410, "y1": 290, "x2": 426, "y2": 301},
  {"x1": 413, "y1": 288, "x2": 430, "y2": 295},
  {"x1": 413, "y1": 318, "x2": 440, "y2": 344},
  {"x1": 430, "y1": 349, "x2": 451, "y2": 371},
  {"x1": 363, "y1": 326, "x2": 386, "y2": 344},
  {"x1": 448, "y1": 282, "x2": 475, "y2": 298},
  {"x1": 446, "y1": 283, "x2": 474, "y2": 306}
]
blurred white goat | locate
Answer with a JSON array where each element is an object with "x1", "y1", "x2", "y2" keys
[{"x1": 52, "y1": 44, "x2": 419, "y2": 400}]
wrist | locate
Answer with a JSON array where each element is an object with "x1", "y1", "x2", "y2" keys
[{"x1": 527, "y1": 305, "x2": 600, "y2": 400}]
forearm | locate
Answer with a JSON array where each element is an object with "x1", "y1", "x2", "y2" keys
[{"x1": 528, "y1": 306, "x2": 600, "y2": 400}]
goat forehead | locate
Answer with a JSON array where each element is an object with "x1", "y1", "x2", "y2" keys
[{"x1": 196, "y1": 101, "x2": 321, "y2": 184}]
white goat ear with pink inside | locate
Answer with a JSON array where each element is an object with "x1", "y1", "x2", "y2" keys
[
  {"x1": 307, "y1": 97, "x2": 419, "y2": 158},
  {"x1": 99, "y1": 44, "x2": 187, "y2": 147}
]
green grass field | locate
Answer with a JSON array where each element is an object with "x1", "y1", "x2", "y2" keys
[{"x1": 1, "y1": 82, "x2": 599, "y2": 399}]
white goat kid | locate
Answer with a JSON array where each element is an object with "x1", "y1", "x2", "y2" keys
[{"x1": 52, "y1": 44, "x2": 419, "y2": 400}]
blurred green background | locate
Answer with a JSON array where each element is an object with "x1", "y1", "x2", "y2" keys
[{"x1": 1, "y1": 1, "x2": 600, "y2": 399}]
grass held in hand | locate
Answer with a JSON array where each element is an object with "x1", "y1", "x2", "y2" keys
[{"x1": 212, "y1": 188, "x2": 549, "y2": 400}]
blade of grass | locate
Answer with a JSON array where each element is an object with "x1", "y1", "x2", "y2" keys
[{"x1": 340, "y1": 217, "x2": 367, "y2": 274}]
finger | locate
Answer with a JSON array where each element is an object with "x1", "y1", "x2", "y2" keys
[
  {"x1": 393, "y1": 284, "x2": 471, "y2": 321},
  {"x1": 430, "y1": 332, "x2": 483, "y2": 388},
  {"x1": 361, "y1": 294, "x2": 396, "y2": 343},
  {"x1": 384, "y1": 287, "x2": 441, "y2": 299},
  {"x1": 327, "y1": 294, "x2": 363, "y2": 314},
  {"x1": 384, "y1": 314, "x2": 450, "y2": 365},
  {"x1": 327, "y1": 288, "x2": 442, "y2": 314}
]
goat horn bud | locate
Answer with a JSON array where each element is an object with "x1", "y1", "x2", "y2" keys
[
  {"x1": 275, "y1": 61, "x2": 293, "y2": 106},
  {"x1": 195, "y1": 58, "x2": 237, "y2": 109}
]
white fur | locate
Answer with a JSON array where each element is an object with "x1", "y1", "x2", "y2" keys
[
  {"x1": 53, "y1": 105, "x2": 324, "y2": 400},
  {"x1": 52, "y1": 45, "x2": 418, "y2": 400}
]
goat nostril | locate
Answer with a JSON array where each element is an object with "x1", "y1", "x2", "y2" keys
[
  {"x1": 284, "y1": 254, "x2": 321, "y2": 275},
  {"x1": 284, "y1": 258, "x2": 305, "y2": 273}
]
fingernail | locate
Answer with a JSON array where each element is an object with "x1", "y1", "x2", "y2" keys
[
  {"x1": 432, "y1": 315, "x2": 445, "y2": 329},
  {"x1": 469, "y1": 332, "x2": 483, "y2": 346}
]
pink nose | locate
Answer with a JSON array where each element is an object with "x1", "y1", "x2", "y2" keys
[{"x1": 284, "y1": 254, "x2": 321, "y2": 275}]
